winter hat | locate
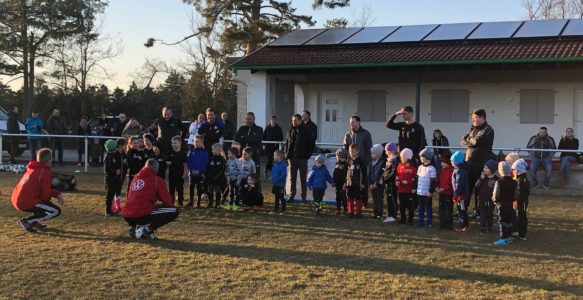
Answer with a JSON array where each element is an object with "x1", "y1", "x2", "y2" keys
[
  {"x1": 498, "y1": 161, "x2": 511, "y2": 177},
  {"x1": 104, "y1": 139, "x2": 118, "y2": 152},
  {"x1": 336, "y1": 148, "x2": 348, "y2": 160},
  {"x1": 371, "y1": 144, "x2": 384, "y2": 156},
  {"x1": 400, "y1": 148, "x2": 413, "y2": 161},
  {"x1": 484, "y1": 159, "x2": 498, "y2": 174},
  {"x1": 315, "y1": 154, "x2": 326, "y2": 164},
  {"x1": 505, "y1": 152, "x2": 520, "y2": 165},
  {"x1": 419, "y1": 148, "x2": 434, "y2": 161},
  {"x1": 384, "y1": 143, "x2": 398, "y2": 153},
  {"x1": 143, "y1": 133, "x2": 156, "y2": 144},
  {"x1": 450, "y1": 151, "x2": 465, "y2": 165},
  {"x1": 512, "y1": 158, "x2": 528, "y2": 175}
]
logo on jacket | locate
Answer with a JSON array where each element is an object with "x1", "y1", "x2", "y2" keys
[{"x1": 132, "y1": 179, "x2": 145, "y2": 191}]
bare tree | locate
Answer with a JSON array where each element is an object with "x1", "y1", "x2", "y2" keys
[
  {"x1": 522, "y1": 0, "x2": 583, "y2": 19},
  {"x1": 132, "y1": 58, "x2": 170, "y2": 91},
  {"x1": 351, "y1": 3, "x2": 376, "y2": 27}
]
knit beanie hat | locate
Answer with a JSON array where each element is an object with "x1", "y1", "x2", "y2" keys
[
  {"x1": 505, "y1": 152, "x2": 520, "y2": 165},
  {"x1": 315, "y1": 154, "x2": 326, "y2": 163},
  {"x1": 450, "y1": 151, "x2": 465, "y2": 165},
  {"x1": 371, "y1": 144, "x2": 384, "y2": 156},
  {"x1": 104, "y1": 139, "x2": 118, "y2": 152},
  {"x1": 484, "y1": 159, "x2": 498, "y2": 174},
  {"x1": 498, "y1": 161, "x2": 511, "y2": 177},
  {"x1": 400, "y1": 148, "x2": 413, "y2": 161},
  {"x1": 336, "y1": 148, "x2": 348, "y2": 160},
  {"x1": 512, "y1": 158, "x2": 528, "y2": 175},
  {"x1": 143, "y1": 133, "x2": 156, "y2": 144},
  {"x1": 384, "y1": 143, "x2": 398, "y2": 153},
  {"x1": 419, "y1": 148, "x2": 434, "y2": 161}
]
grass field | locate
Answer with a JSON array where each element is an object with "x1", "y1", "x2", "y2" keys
[{"x1": 0, "y1": 172, "x2": 582, "y2": 299}]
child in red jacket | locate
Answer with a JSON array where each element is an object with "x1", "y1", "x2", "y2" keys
[
  {"x1": 437, "y1": 156, "x2": 454, "y2": 230},
  {"x1": 396, "y1": 148, "x2": 416, "y2": 225},
  {"x1": 12, "y1": 148, "x2": 64, "y2": 232}
]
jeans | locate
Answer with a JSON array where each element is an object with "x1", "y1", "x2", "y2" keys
[
  {"x1": 560, "y1": 156, "x2": 576, "y2": 178},
  {"x1": 530, "y1": 156, "x2": 552, "y2": 186},
  {"x1": 29, "y1": 139, "x2": 42, "y2": 161}
]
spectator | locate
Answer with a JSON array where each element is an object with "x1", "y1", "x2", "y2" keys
[
  {"x1": 7, "y1": 107, "x2": 20, "y2": 164},
  {"x1": 150, "y1": 107, "x2": 185, "y2": 155},
  {"x1": 76, "y1": 117, "x2": 90, "y2": 167},
  {"x1": 284, "y1": 114, "x2": 314, "y2": 203},
  {"x1": 527, "y1": 127, "x2": 557, "y2": 189},
  {"x1": 221, "y1": 111, "x2": 236, "y2": 150},
  {"x1": 234, "y1": 112, "x2": 264, "y2": 175},
  {"x1": 113, "y1": 113, "x2": 129, "y2": 137},
  {"x1": 386, "y1": 106, "x2": 426, "y2": 160},
  {"x1": 187, "y1": 113, "x2": 205, "y2": 151},
  {"x1": 263, "y1": 115, "x2": 283, "y2": 179},
  {"x1": 197, "y1": 108, "x2": 225, "y2": 154},
  {"x1": 46, "y1": 109, "x2": 67, "y2": 165},
  {"x1": 98, "y1": 113, "x2": 112, "y2": 164},
  {"x1": 558, "y1": 128, "x2": 580, "y2": 180},
  {"x1": 301, "y1": 110, "x2": 318, "y2": 142},
  {"x1": 432, "y1": 129, "x2": 452, "y2": 157},
  {"x1": 343, "y1": 115, "x2": 373, "y2": 207},
  {"x1": 460, "y1": 108, "x2": 495, "y2": 217},
  {"x1": 122, "y1": 118, "x2": 143, "y2": 138},
  {"x1": 25, "y1": 110, "x2": 43, "y2": 161}
]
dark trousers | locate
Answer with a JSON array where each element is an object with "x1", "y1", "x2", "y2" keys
[
  {"x1": 273, "y1": 186, "x2": 286, "y2": 211},
  {"x1": 385, "y1": 184, "x2": 397, "y2": 218},
  {"x1": 124, "y1": 207, "x2": 179, "y2": 231},
  {"x1": 252, "y1": 152, "x2": 261, "y2": 175},
  {"x1": 468, "y1": 165, "x2": 482, "y2": 213},
  {"x1": 169, "y1": 175, "x2": 184, "y2": 206},
  {"x1": 29, "y1": 139, "x2": 42, "y2": 161},
  {"x1": 438, "y1": 193, "x2": 454, "y2": 229},
  {"x1": 371, "y1": 185, "x2": 385, "y2": 217},
  {"x1": 335, "y1": 187, "x2": 347, "y2": 211},
  {"x1": 50, "y1": 137, "x2": 64, "y2": 163},
  {"x1": 9, "y1": 136, "x2": 19, "y2": 163},
  {"x1": 479, "y1": 198, "x2": 495, "y2": 231},
  {"x1": 417, "y1": 195, "x2": 433, "y2": 226},
  {"x1": 346, "y1": 186, "x2": 363, "y2": 215},
  {"x1": 207, "y1": 183, "x2": 225, "y2": 207},
  {"x1": 515, "y1": 198, "x2": 529, "y2": 238},
  {"x1": 105, "y1": 175, "x2": 122, "y2": 215},
  {"x1": 78, "y1": 140, "x2": 85, "y2": 163},
  {"x1": 265, "y1": 145, "x2": 277, "y2": 175},
  {"x1": 24, "y1": 200, "x2": 61, "y2": 223},
  {"x1": 498, "y1": 205, "x2": 513, "y2": 239},
  {"x1": 456, "y1": 199, "x2": 468, "y2": 228},
  {"x1": 312, "y1": 188, "x2": 325, "y2": 211},
  {"x1": 189, "y1": 175, "x2": 205, "y2": 206},
  {"x1": 127, "y1": 174, "x2": 136, "y2": 193},
  {"x1": 225, "y1": 180, "x2": 240, "y2": 206},
  {"x1": 289, "y1": 158, "x2": 308, "y2": 200},
  {"x1": 398, "y1": 192, "x2": 414, "y2": 224}
]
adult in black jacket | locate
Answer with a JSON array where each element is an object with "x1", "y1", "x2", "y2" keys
[
  {"x1": 302, "y1": 110, "x2": 318, "y2": 142},
  {"x1": 46, "y1": 109, "x2": 67, "y2": 165},
  {"x1": 460, "y1": 108, "x2": 495, "y2": 214},
  {"x1": 284, "y1": 114, "x2": 314, "y2": 203},
  {"x1": 558, "y1": 127, "x2": 580, "y2": 180},
  {"x1": 234, "y1": 112, "x2": 264, "y2": 174},
  {"x1": 7, "y1": 107, "x2": 20, "y2": 164},
  {"x1": 221, "y1": 111, "x2": 236, "y2": 150},
  {"x1": 197, "y1": 108, "x2": 225, "y2": 154},
  {"x1": 150, "y1": 107, "x2": 184, "y2": 156},
  {"x1": 386, "y1": 106, "x2": 426, "y2": 160},
  {"x1": 263, "y1": 115, "x2": 284, "y2": 178}
]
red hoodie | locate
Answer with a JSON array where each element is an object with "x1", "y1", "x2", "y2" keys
[
  {"x1": 438, "y1": 166, "x2": 454, "y2": 196},
  {"x1": 396, "y1": 163, "x2": 416, "y2": 193},
  {"x1": 12, "y1": 161, "x2": 61, "y2": 211},
  {"x1": 123, "y1": 167, "x2": 174, "y2": 218}
]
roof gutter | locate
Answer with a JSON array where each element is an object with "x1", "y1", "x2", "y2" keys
[{"x1": 230, "y1": 56, "x2": 583, "y2": 72}]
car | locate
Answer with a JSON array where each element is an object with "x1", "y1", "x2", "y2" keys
[{"x1": 0, "y1": 107, "x2": 28, "y2": 157}]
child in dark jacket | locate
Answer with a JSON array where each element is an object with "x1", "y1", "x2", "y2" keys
[
  {"x1": 167, "y1": 136, "x2": 188, "y2": 207},
  {"x1": 126, "y1": 136, "x2": 144, "y2": 191},
  {"x1": 475, "y1": 159, "x2": 499, "y2": 234},
  {"x1": 346, "y1": 144, "x2": 367, "y2": 217},
  {"x1": 493, "y1": 161, "x2": 518, "y2": 245},
  {"x1": 187, "y1": 135, "x2": 209, "y2": 207},
  {"x1": 511, "y1": 159, "x2": 531, "y2": 240},
  {"x1": 369, "y1": 144, "x2": 387, "y2": 220},
  {"x1": 205, "y1": 143, "x2": 227, "y2": 208},
  {"x1": 152, "y1": 144, "x2": 167, "y2": 179},
  {"x1": 224, "y1": 147, "x2": 243, "y2": 211},
  {"x1": 104, "y1": 139, "x2": 127, "y2": 217},
  {"x1": 437, "y1": 156, "x2": 454, "y2": 230},
  {"x1": 381, "y1": 143, "x2": 399, "y2": 223},
  {"x1": 333, "y1": 148, "x2": 349, "y2": 215},
  {"x1": 141, "y1": 134, "x2": 156, "y2": 162},
  {"x1": 271, "y1": 150, "x2": 287, "y2": 213},
  {"x1": 416, "y1": 148, "x2": 437, "y2": 227},
  {"x1": 240, "y1": 174, "x2": 263, "y2": 211},
  {"x1": 396, "y1": 148, "x2": 416, "y2": 225},
  {"x1": 308, "y1": 154, "x2": 334, "y2": 214},
  {"x1": 451, "y1": 151, "x2": 470, "y2": 232}
]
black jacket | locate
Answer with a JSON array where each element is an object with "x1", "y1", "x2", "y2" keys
[
  {"x1": 104, "y1": 150, "x2": 125, "y2": 180},
  {"x1": 526, "y1": 134, "x2": 556, "y2": 159},
  {"x1": 460, "y1": 121, "x2": 495, "y2": 166},
  {"x1": 205, "y1": 155, "x2": 227, "y2": 186},
  {"x1": 284, "y1": 124, "x2": 314, "y2": 160},
  {"x1": 46, "y1": 116, "x2": 67, "y2": 135},
  {"x1": 558, "y1": 137, "x2": 580, "y2": 159},
  {"x1": 7, "y1": 111, "x2": 19, "y2": 134},
  {"x1": 127, "y1": 149, "x2": 145, "y2": 176},
  {"x1": 343, "y1": 127, "x2": 373, "y2": 163},
  {"x1": 346, "y1": 157, "x2": 367, "y2": 188},
  {"x1": 154, "y1": 153, "x2": 167, "y2": 179},
  {"x1": 151, "y1": 116, "x2": 184, "y2": 146},
  {"x1": 475, "y1": 175, "x2": 498, "y2": 204},
  {"x1": 303, "y1": 120, "x2": 318, "y2": 142},
  {"x1": 235, "y1": 124, "x2": 264, "y2": 155},
  {"x1": 333, "y1": 161, "x2": 348, "y2": 187},
  {"x1": 223, "y1": 120, "x2": 236, "y2": 141},
  {"x1": 198, "y1": 120, "x2": 225, "y2": 152},
  {"x1": 386, "y1": 115, "x2": 426, "y2": 157},
  {"x1": 263, "y1": 124, "x2": 283, "y2": 151}
]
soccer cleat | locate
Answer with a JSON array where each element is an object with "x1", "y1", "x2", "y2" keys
[
  {"x1": 383, "y1": 216, "x2": 397, "y2": 223},
  {"x1": 494, "y1": 239, "x2": 509, "y2": 245},
  {"x1": 231, "y1": 205, "x2": 240, "y2": 212},
  {"x1": 543, "y1": 185, "x2": 550, "y2": 190},
  {"x1": 30, "y1": 221, "x2": 47, "y2": 229},
  {"x1": 519, "y1": 236, "x2": 527, "y2": 241},
  {"x1": 17, "y1": 219, "x2": 36, "y2": 233},
  {"x1": 128, "y1": 226, "x2": 136, "y2": 238}
]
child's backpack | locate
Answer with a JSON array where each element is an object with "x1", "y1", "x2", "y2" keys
[{"x1": 51, "y1": 172, "x2": 78, "y2": 191}]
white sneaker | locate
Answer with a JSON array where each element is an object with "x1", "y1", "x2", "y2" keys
[
  {"x1": 134, "y1": 225, "x2": 146, "y2": 239},
  {"x1": 383, "y1": 216, "x2": 397, "y2": 223}
]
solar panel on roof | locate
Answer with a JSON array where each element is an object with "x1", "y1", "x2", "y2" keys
[
  {"x1": 513, "y1": 19, "x2": 568, "y2": 38},
  {"x1": 342, "y1": 26, "x2": 400, "y2": 44},
  {"x1": 467, "y1": 21, "x2": 523, "y2": 39},
  {"x1": 305, "y1": 27, "x2": 363, "y2": 45},
  {"x1": 382, "y1": 24, "x2": 438, "y2": 43},
  {"x1": 561, "y1": 19, "x2": 583, "y2": 36},
  {"x1": 423, "y1": 22, "x2": 480, "y2": 41},
  {"x1": 269, "y1": 29, "x2": 326, "y2": 46}
]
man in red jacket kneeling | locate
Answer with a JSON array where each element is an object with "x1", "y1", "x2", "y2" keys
[
  {"x1": 124, "y1": 158, "x2": 179, "y2": 240},
  {"x1": 12, "y1": 148, "x2": 64, "y2": 233}
]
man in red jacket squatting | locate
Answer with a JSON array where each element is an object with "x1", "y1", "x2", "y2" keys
[
  {"x1": 12, "y1": 148, "x2": 64, "y2": 232},
  {"x1": 124, "y1": 158, "x2": 179, "y2": 240}
]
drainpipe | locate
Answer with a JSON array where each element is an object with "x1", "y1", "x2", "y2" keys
[{"x1": 415, "y1": 71, "x2": 421, "y2": 122}]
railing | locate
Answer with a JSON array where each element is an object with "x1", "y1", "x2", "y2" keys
[{"x1": 426, "y1": 145, "x2": 581, "y2": 155}]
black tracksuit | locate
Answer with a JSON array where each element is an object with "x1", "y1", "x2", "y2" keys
[
  {"x1": 381, "y1": 156, "x2": 399, "y2": 219},
  {"x1": 514, "y1": 174, "x2": 531, "y2": 239},
  {"x1": 104, "y1": 150, "x2": 125, "y2": 215},
  {"x1": 240, "y1": 182, "x2": 264, "y2": 207},
  {"x1": 493, "y1": 176, "x2": 518, "y2": 239},
  {"x1": 333, "y1": 160, "x2": 348, "y2": 212},
  {"x1": 234, "y1": 124, "x2": 264, "y2": 174},
  {"x1": 369, "y1": 157, "x2": 387, "y2": 217},
  {"x1": 154, "y1": 153, "x2": 167, "y2": 179},
  {"x1": 461, "y1": 121, "x2": 495, "y2": 211},
  {"x1": 263, "y1": 124, "x2": 284, "y2": 174},
  {"x1": 127, "y1": 148, "x2": 144, "y2": 190},
  {"x1": 346, "y1": 157, "x2": 367, "y2": 216},
  {"x1": 205, "y1": 155, "x2": 227, "y2": 208},
  {"x1": 475, "y1": 175, "x2": 499, "y2": 232},
  {"x1": 386, "y1": 115, "x2": 427, "y2": 159},
  {"x1": 167, "y1": 149, "x2": 187, "y2": 206}
]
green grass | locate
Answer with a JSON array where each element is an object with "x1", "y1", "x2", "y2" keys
[{"x1": 0, "y1": 172, "x2": 581, "y2": 299}]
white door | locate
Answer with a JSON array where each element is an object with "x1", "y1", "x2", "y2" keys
[
  {"x1": 320, "y1": 94, "x2": 343, "y2": 144},
  {"x1": 575, "y1": 90, "x2": 583, "y2": 138}
]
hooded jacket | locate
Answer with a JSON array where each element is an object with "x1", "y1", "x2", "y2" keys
[
  {"x1": 12, "y1": 161, "x2": 61, "y2": 211},
  {"x1": 307, "y1": 165, "x2": 333, "y2": 190},
  {"x1": 452, "y1": 162, "x2": 470, "y2": 201},
  {"x1": 123, "y1": 167, "x2": 174, "y2": 218},
  {"x1": 271, "y1": 160, "x2": 287, "y2": 188}
]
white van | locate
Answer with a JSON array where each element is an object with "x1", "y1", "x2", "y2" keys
[{"x1": 0, "y1": 107, "x2": 28, "y2": 157}]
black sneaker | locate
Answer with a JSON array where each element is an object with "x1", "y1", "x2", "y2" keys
[
  {"x1": 128, "y1": 226, "x2": 136, "y2": 238},
  {"x1": 30, "y1": 221, "x2": 47, "y2": 229},
  {"x1": 17, "y1": 219, "x2": 36, "y2": 233},
  {"x1": 135, "y1": 225, "x2": 157, "y2": 240}
]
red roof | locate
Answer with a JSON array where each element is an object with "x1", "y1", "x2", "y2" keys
[{"x1": 231, "y1": 38, "x2": 583, "y2": 70}]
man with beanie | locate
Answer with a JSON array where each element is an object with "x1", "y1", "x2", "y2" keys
[
  {"x1": 451, "y1": 151, "x2": 470, "y2": 232},
  {"x1": 416, "y1": 148, "x2": 437, "y2": 227},
  {"x1": 369, "y1": 144, "x2": 387, "y2": 220},
  {"x1": 526, "y1": 127, "x2": 556, "y2": 189},
  {"x1": 333, "y1": 148, "x2": 349, "y2": 215},
  {"x1": 307, "y1": 154, "x2": 333, "y2": 214},
  {"x1": 493, "y1": 161, "x2": 518, "y2": 245},
  {"x1": 512, "y1": 159, "x2": 530, "y2": 240},
  {"x1": 460, "y1": 108, "x2": 495, "y2": 218},
  {"x1": 475, "y1": 159, "x2": 499, "y2": 234}
]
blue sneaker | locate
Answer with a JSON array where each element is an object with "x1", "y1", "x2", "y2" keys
[{"x1": 494, "y1": 238, "x2": 513, "y2": 245}]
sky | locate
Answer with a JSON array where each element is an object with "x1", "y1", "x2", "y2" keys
[{"x1": 5, "y1": 0, "x2": 528, "y2": 91}]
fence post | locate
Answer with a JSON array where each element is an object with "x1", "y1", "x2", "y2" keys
[
  {"x1": 84, "y1": 136, "x2": 89, "y2": 173},
  {"x1": 0, "y1": 134, "x2": 3, "y2": 165}
]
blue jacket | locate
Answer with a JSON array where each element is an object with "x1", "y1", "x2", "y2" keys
[
  {"x1": 25, "y1": 117, "x2": 43, "y2": 139},
  {"x1": 271, "y1": 160, "x2": 287, "y2": 188},
  {"x1": 452, "y1": 162, "x2": 470, "y2": 201},
  {"x1": 187, "y1": 147, "x2": 209, "y2": 174},
  {"x1": 307, "y1": 165, "x2": 333, "y2": 190}
]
